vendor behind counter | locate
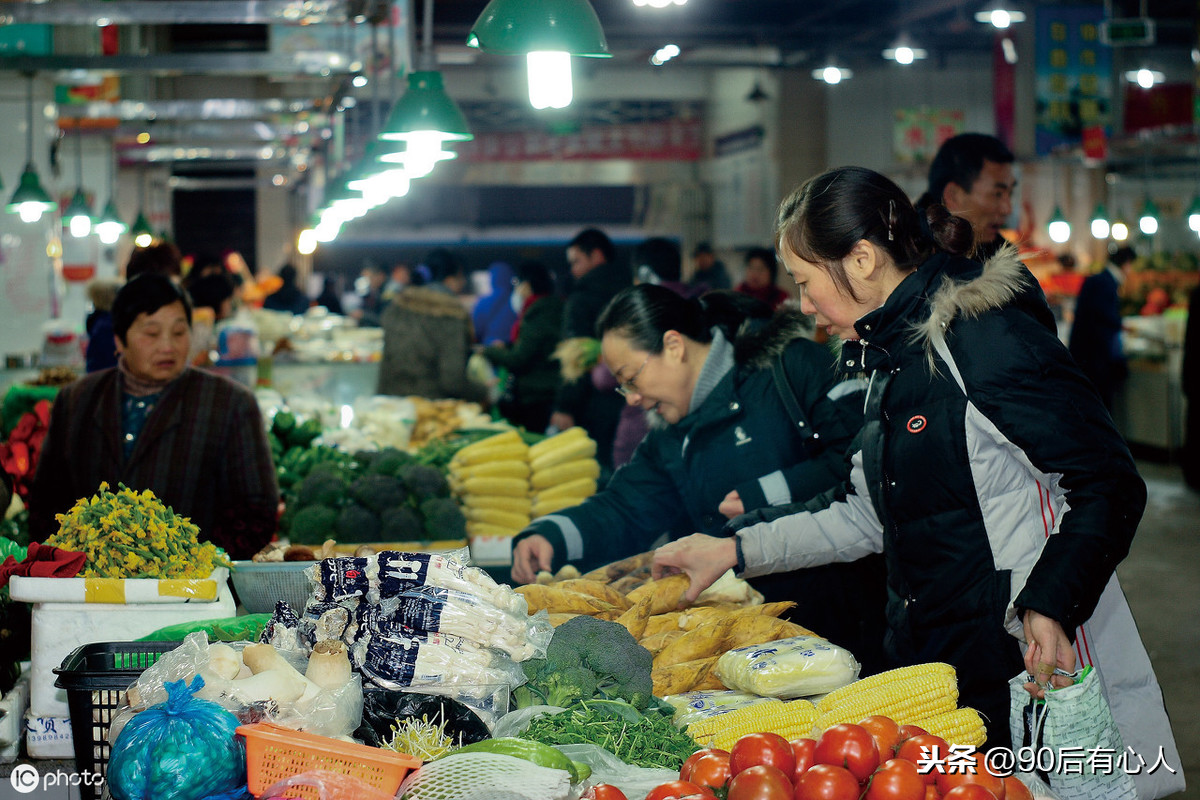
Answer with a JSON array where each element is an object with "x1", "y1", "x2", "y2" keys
[{"x1": 27, "y1": 273, "x2": 279, "y2": 559}]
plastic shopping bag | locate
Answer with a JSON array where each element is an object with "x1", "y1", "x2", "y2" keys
[{"x1": 1008, "y1": 667, "x2": 1138, "y2": 800}]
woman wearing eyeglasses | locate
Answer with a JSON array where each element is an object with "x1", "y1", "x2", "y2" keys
[{"x1": 510, "y1": 284, "x2": 890, "y2": 671}]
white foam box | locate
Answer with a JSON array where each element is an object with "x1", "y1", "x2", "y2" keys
[
  {"x1": 468, "y1": 534, "x2": 514, "y2": 566},
  {"x1": 0, "y1": 666, "x2": 31, "y2": 761},
  {"x1": 27, "y1": 579, "x2": 235, "y2": 718},
  {"x1": 24, "y1": 712, "x2": 73, "y2": 758}
]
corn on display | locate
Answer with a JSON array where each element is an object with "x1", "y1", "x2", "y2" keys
[
  {"x1": 45, "y1": 482, "x2": 230, "y2": 578},
  {"x1": 814, "y1": 662, "x2": 960, "y2": 731},
  {"x1": 912, "y1": 707, "x2": 988, "y2": 747},
  {"x1": 528, "y1": 429, "x2": 600, "y2": 512},
  {"x1": 687, "y1": 698, "x2": 818, "y2": 750}
]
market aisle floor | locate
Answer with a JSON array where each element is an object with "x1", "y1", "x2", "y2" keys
[{"x1": 1120, "y1": 460, "x2": 1200, "y2": 799}]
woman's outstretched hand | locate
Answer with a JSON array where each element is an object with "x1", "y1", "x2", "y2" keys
[{"x1": 652, "y1": 534, "x2": 739, "y2": 606}]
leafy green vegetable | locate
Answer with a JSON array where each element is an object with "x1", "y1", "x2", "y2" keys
[
  {"x1": 515, "y1": 615, "x2": 653, "y2": 710},
  {"x1": 521, "y1": 699, "x2": 699, "y2": 770}
]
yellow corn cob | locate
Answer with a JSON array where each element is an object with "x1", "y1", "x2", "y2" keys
[
  {"x1": 530, "y1": 459, "x2": 601, "y2": 490},
  {"x1": 467, "y1": 521, "x2": 523, "y2": 538},
  {"x1": 450, "y1": 460, "x2": 531, "y2": 481},
  {"x1": 530, "y1": 438, "x2": 598, "y2": 473},
  {"x1": 452, "y1": 442, "x2": 530, "y2": 467},
  {"x1": 460, "y1": 495, "x2": 533, "y2": 514},
  {"x1": 814, "y1": 662, "x2": 958, "y2": 730},
  {"x1": 536, "y1": 478, "x2": 598, "y2": 502},
  {"x1": 466, "y1": 507, "x2": 531, "y2": 530},
  {"x1": 687, "y1": 699, "x2": 818, "y2": 751},
  {"x1": 532, "y1": 496, "x2": 585, "y2": 518},
  {"x1": 459, "y1": 477, "x2": 530, "y2": 497},
  {"x1": 454, "y1": 430, "x2": 522, "y2": 459},
  {"x1": 529, "y1": 427, "x2": 589, "y2": 459},
  {"x1": 913, "y1": 707, "x2": 987, "y2": 747}
]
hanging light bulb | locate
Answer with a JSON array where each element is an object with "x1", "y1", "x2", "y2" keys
[
  {"x1": 378, "y1": 72, "x2": 472, "y2": 178},
  {"x1": 297, "y1": 227, "x2": 318, "y2": 256},
  {"x1": 7, "y1": 74, "x2": 58, "y2": 225},
  {"x1": 130, "y1": 211, "x2": 154, "y2": 248},
  {"x1": 1111, "y1": 217, "x2": 1130, "y2": 241},
  {"x1": 65, "y1": 128, "x2": 94, "y2": 237},
  {"x1": 1047, "y1": 206, "x2": 1071, "y2": 243},
  {"x1": 1090, "y1": 204, "x2": 1110, "y2": 239},
  {"x1": 1186, "y1": 196, "x2": 1200, "y2": 232},
  {"x1": 1138, "y1": 197, "x2": 1159, "y2": 235},
  {"x1": 93, "y1": 139, "x2": 125, "y2": 244},
  {"x1": 467, "y1": 0, "x2": 611, "y2": 111}
]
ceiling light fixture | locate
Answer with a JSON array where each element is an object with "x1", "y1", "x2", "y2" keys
[
  {"x1": 975, "y1": 7, "x2": 1026, "y2": 29},
  {"x1": 632, "y1": 0, "x2": 686, "y2": 6},
  {"x1": 7, "y1": 74, "x2": 58, "y2": 224},
  {"x1": 93, "y1": 136, "x2": 126, "y2": 245},
  {"x1": 651, "y1": 43, "x2": 680, "y2": 66},
  {"x1": 1125, "y1": 68, "x2": 1164, "y2": 89},
  {"x1": 130, "y1": 166, "x2": 153, "y2": 248},
  {"x1": 1138, "y1": 196, "x2": 1159, "y2": 235},
  {"x1": 1111, "y1": 213, "x2": 1130, "y2": 242},
  {"x1": 812, "y1": 65, "x2": 852, "y2": 85},
  {"x1": 1047, "y1": 205, "x2": 1071, "y2": 244},
  {"x1": 65, "y1": 128, "x2": 94, "y2": 238},
  {"x1": 1090, "y1": 204, "x2": 1110, "y2": 239},
  {"x1": 1187, "y1": 195, "x2": 1200, "y2": 232},
  {"x1": 467, "y1": 0, "x2": 611, "y2": 110},
  {"x1": 883, "y1": 45, "x2": 927, "y2": 65}
]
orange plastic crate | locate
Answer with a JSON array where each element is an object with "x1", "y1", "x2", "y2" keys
[{"x1": 237, "y1": 722, "x2": 420, "y2": 799}]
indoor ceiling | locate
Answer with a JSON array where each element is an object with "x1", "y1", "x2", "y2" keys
[{"x1": 0, "y1": 0, "x2": 1196, "y2": 174}]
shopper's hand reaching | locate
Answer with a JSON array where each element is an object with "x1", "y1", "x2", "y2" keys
[
  {"x1": 1022, "y1": 609, "x2": 1076, "y2": 698},
  {"x1": 511, "y1": 534, "x2": 554, "y2": 584},
  {"x1": 653, "y1": 534, "x2": 738, "y2": 606},
  {"x1": 719, "y1": 490, "x2": 744, "y2": 519}
]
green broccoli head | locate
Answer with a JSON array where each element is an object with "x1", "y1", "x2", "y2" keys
[
  {"x1": 546, "y1": 615, "x2": 654, "y2": 710},
  {"x1": 296, "y1": 471, "x2": 349, "y2": 509},
  {"x1": 419, "y1": 497, "x2": 466, "y2": 540},
  {"x1": 288, "y1": 505, "x2": 338, "y2": 545},
  {"x1": 380, "y1": 506, "x2": 424, "y2": 541},
  {"x1": 400, "y1": 464, "x2": 450, "y2": 501},
  {"x1": 334, "y1": 503, "x2": 381, "y2": 543},
  {"x1": 369, "y1": 447, "x2": 417, "y2": 477},
  {"x1": 349, "y1": 474, "x2": 408, "y2": 513}
]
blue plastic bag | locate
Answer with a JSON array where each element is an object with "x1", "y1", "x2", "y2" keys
[{"x1": 109, "y1": 675, "x2": 247, "y2": 800}]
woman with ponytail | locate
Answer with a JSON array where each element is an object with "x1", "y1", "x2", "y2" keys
[
  {"x1": 654, "y1": 168, "x2": 1178, "y2": 775},
  {"x1": 511, "y1": 283, "x2": 889, "y2": 672}
]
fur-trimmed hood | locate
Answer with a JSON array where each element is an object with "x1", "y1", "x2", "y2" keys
[
  {"x1": 389, "y1": 285, "x2": 470, "y2": 320},
  {"x1": 733, "y1": 307, "x2": 815, "y2": 370},
  {"x1": 911, "y1": 243, "x2": 1030, "y2": 350}
]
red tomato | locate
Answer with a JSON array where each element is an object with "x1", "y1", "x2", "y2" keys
[
  {"x1": 813, "y1": 723, "x2": 881, "y2": 783},
  {"x1": 865, "y1": 758, "x2": 926, "y2": 800},
  {"x1": 895, "y1": 734, "x2": 950, "y2": 785},
  {"x1": 898, "y1": 724, "x2": 929, "y2": 741},
  {"x1": 923, "y1": 786, "x2": 941, "y2": 800},
  {"x1": 644, "y1": 780, "x2": 715, "y2": 800},
  {"x1": 690, "y1": 752, "x2": 732, "y2": 792},
  {"x1": 731, "y1": 732, "x2": 796, "y2": 778},
  {"x1": 942, "y1": 786, "x2": 998, "y2": 800},
  {"x1": 1001, "y1": 777, "x2": 1033, "y2": 800},
  {"x1": 860, "y1": 715, "x2": 902, "y2": 760},
  {"x1": 790, "y1": 738, "x2": 817, "y2": 782},
  {"x1": 592, "y1": 786, "x2": 629, "y2": 800},
  {"x1": 934, "y1": 753, "x2": 1004, "y2": 799},
  {"x1": 727, "y1": 764, "x2": 793, "y2": 800},
  {"x1": 681, "y1": 749, "x2": 729, "y2": 782},
  {"x1": 793, "y1": 764, "x2": 860, "y2": 800}
]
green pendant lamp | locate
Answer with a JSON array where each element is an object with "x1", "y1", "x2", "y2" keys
[
  {"x1": 66, "y1": 127, "x2": 93, "y2": 237},
  {"x1": 467, "y1": 0, "x2": 610, "y2": 109},
  {"x1": 1138, "y1": 196, "x2": 1159, "y2": 236},
  {"x1": 1089, "y1": 203, "x2": 1109, "y2": 239},
  {"x1": 378, "y1": 71, "x2": 471, "y2": 178},
  {"x1": 130, "y1": 211, "x2": 154, "y2": 248},
  {"x1": 94, "y1": 142, "x2": 126, "y2": 245},
  {"x1": 1047, "y1": 205, "x2": 1070, "y2": 244},
  {"x1": 7, "y1": 74, "x2": 57, "y2": 224},
  {"x1": 1187, "y1": 196, "x2": 1200, "y2": 232}
]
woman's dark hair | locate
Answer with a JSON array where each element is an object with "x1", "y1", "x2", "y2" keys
[
  {"x1": 744, "y1": 247, "x2": 779, "y2": 283},
  {"x1": 568, "y1": 227, "x2": 616, "y2": 264},
  {"x1": 515, "y1": 260, "x2": 555, "y2": 296},
  {"x1": 112, "y1": 273, "x2": 193, "y2": 343},
  {"x1": 187, "y1": 272, "x2": 236, "y2": 315},
  {"x1": 597, "y1": 285, "x2": 771, "y2": 352},
  {"x1": 423, "y1": 248, "x2": 461, "y2": 283},
  {"x1": 633, "y1": 238, "x2": 682, "y2": 284},
  {"x1": 126, "y1": 242, "x2": 183, "y2": 280},
  {"x1": 775, "y1": 166, "x2": 973, "y2": 301}
]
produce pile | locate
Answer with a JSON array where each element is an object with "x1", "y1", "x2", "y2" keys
[
  {"x1": 44, "y1": 482, "x2": 229, "y2": 578},
  {"x1": 449, "y1": 428, "x2": 600, "y2": 545},
  {"x1": 0, "y1": 397, "x2": 52, "y2": 500},
  {"x1": 407, "y1": 397, "x2": 494, "y2": 449}
]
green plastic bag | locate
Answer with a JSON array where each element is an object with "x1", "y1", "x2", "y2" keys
[
  {"x1": 137, "y1": 614, "x2": 269, "y2": 642},
  {"x1": 1, "y1": 384, "x2": 59, "y2": 436}
]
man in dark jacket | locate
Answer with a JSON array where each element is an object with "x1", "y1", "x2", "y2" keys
[
  {"x1": 917, "y1": 133, "x2": 1016, "y2": 260},
  {"x1": 550, "y1": 228, "x2": 630, "y2": 472},
  {"x1": 1069, "y1": 246, "x2": 1134, "y2": 411}
]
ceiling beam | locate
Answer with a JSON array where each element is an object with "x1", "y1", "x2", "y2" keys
[
  {"x1": 0, "y1": 53, "x2": 357, "y2": 75},
  {"x1": 0, "y1": 1, "x2": 350, "y2": 26}
]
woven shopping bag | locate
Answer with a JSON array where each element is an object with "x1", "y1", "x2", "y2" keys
[{"x1": 1009, "y1": 667, "x2": 1138, "y2": 800}]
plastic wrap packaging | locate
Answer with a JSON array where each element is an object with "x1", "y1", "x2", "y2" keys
[
  {"x1": 123, "y1": 632, "x2": 363, "y2": 740},
  {"x1": 108, "y1": 676, "x2": 246, "y2": 800},
  {"x1": 713, "y1": 635, "x2": 860, "y2": 698},
  {"x1": 663, "y1": 689, "x2": 780, "y2": 727},
  {"x1": 260, "y1": 771, "x2": 394, "y2": 800},
  {"x1": 378, "y1": 584, "x2": 551, "y2": 661},
  {"x1": 397, "y1": 752, "x2": 572, "y2": 800}
]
